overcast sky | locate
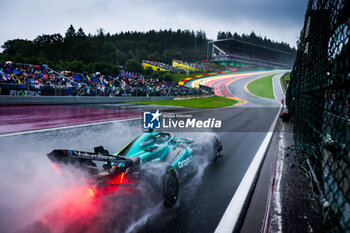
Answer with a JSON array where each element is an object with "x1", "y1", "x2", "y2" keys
[{"x1": 0, "y1": 0, "x2": 308, "y2": 51}]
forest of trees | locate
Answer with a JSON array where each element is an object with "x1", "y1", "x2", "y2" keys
[
  {"x1": 0, "y1": 25, "x2": 295, "y2": 75},
  {"x1": 0, "y1": 25, "x2": 208, "y2": 74}
]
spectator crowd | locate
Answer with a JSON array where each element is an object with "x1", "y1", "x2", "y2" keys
[
  {"x1": 142, "y1": 60, "x2": 209, "y2": 74},
  {"x1": 172, "y1": 60, "x2": 208, "y2": 71},
  {"x1": 0, "y1": 61, "x2": 214, "y2": 97}
]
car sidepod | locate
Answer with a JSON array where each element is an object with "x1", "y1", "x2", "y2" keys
[{"x1": 170, "y1": 145, "x2": 194, "y2": 181}]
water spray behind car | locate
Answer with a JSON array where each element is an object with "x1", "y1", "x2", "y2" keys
[{"x1": 0, "y1": 120, "x2": 222, "y2": 233}]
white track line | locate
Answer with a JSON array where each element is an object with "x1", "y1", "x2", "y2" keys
[
  {"x1": 0, "y1": 117, "x2": 141, "y2": 138},
  {"x1": 215, "y1": 105, "x2": 281, "y2": 233},
  {"x1": 272, "y1": 74, "x2": 279, "y2": 101}
]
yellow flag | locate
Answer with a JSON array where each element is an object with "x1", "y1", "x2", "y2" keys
[{"x1": 12, "y1": 74, "x2": 22, "y2": 84}]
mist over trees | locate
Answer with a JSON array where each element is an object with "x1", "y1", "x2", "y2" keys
[
  {"x1": 216, "y1": 31, "x2": 295, "y2": 54},
  {"x1": 0, "y1": 25, "x2": 296, "y2": 74}
]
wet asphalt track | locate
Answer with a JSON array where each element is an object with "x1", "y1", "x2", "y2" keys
[
  {"x1": 139, "y1": 72, "x2": 283, "y2": 233},
  {"x1": 0, "y1": 71, "x2": 285, "y2": 233}
]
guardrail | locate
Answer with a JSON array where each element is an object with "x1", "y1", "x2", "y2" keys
[
  {"x1": 0, "y1": 83, "x2": 210, "y2": 98},
  {"x1": 0, "y1": 95, "x2": 174, "y2": 105}
]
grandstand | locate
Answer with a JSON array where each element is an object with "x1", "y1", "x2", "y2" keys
[{"x1": 208, "y1": 38, "x2": 293, "y2": 69}]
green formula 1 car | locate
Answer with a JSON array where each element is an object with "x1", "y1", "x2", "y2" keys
[{"x1": 47, "y1": 130, "x2": 222, "y2": 207}]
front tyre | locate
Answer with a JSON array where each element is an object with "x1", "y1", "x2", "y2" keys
[{"x1": 163, "y1": 167, "x2": 179, "y2": 208}]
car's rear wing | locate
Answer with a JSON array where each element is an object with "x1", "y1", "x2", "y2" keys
[{"x1": 47, "y1": 147, "x2": 140, "y2": 170}]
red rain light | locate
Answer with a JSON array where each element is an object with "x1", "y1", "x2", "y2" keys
[
  {"x1": 107, "y1": 172, "x2": 126, "y2": 185},
  {"x1": 119, "y1": 172, "x2": 125, "y2": 184},
  {"x1": 52, "y1": 163, "x2": 62, "y2": 175}
]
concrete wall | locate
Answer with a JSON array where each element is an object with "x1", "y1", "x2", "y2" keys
[{"x1": 0, "y1": 95, "x2": 174, "y2": 105}]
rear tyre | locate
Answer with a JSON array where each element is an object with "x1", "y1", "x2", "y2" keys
[
  {"x1": 163, "y1": 167, "x2": 179, "y2": 208},
  {"x1": 213, "y1": 137, "x2": 222, "y2": 161}
]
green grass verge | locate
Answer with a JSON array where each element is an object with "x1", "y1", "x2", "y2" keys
[
  {"x1": 132, "y1": 96, "x2": 238, "y2": 109},
  {"x1": 285, "y1": 73, "x2": 290, "y2": 81},
  {"x1": 169, "y1": 72, "x2": 208, "y2": 82},
  {"x1": 279, "y1": 72, "x2": 290, "y2": 94},
  {"x1": 247, "y1": 74, "x2": 275, "y2": 99}
]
